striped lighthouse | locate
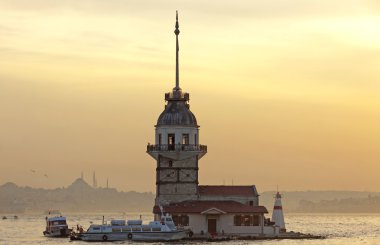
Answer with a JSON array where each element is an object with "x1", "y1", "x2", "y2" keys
[{"x1": 272, "y1": 191, "x2": 286, "y2": 232}]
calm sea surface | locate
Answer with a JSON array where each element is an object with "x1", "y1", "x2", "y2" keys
[{"x1": 1, "y1": 213, "x2": 380, "y2": 244}]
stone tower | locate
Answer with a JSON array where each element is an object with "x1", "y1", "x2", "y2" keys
[{"x1": 147, "y1": 12, "x2": 207, "y2": 206}]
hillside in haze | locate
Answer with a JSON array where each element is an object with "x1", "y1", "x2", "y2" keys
[
  {"x1": 0, "y1": 178, "x2": 154, "y2": 213},
  {"x1": 2, "y1": 181, "x2": 380, "y2": 214},
  {"x1": 260, "y1": 191, "x2": 380, "y2": 213}
]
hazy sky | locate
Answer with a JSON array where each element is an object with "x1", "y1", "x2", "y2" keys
[{"x1": 0, "y1": 0, "x2": 379, "y2": 192}]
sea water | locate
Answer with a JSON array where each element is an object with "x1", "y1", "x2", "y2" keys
[{"x1": 1, "y1": 213, "x2": 380, "y2": 244}]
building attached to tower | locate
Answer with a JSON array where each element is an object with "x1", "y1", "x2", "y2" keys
[{"x1": 146, "y1": 12, "x2": 279, "y2": 237}]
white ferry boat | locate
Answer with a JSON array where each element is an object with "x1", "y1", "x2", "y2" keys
[
  {"x1": 43, "y1": 212, "x2": 71, "y2": 237},
  {"x1": 72, "y1": 214, "x2": 188, "y2": 242}
]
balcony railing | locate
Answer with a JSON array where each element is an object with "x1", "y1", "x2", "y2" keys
[
  {"x1": 165, "y1": 92, "x2": 189, "y2": 101},
  {"x1": 147, "y1": 144, "x2": 207, "y2": 152}
]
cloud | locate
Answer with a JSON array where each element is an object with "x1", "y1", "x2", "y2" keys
[
  {"x1": 0, "y1": 0, "x2": 377, "y2": 19},
  {"x1": 0, "y1": 24, "x2": 15, "y2": 33}
]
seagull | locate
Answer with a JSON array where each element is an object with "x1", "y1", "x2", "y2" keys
[
  {"x1": 44, "y1": 174, "x2": 48, "y2": 178},
  {"x1": 30, "y1": 169, "x2": 36, "y2": 173}
]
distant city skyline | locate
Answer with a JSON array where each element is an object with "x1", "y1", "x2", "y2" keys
[{"x1": 0, "y1": 1, "x2": 379, "y2": 192}]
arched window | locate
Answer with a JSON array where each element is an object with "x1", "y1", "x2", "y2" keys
[{"x1": 182, "y1": 134, "x2": 189, "y2": 144}]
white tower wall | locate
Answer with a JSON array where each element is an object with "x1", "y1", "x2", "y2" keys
[{"x1": 272, "y1": 192, "x2": 286, "y2": 232}]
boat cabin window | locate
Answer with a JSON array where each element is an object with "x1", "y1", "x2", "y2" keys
[{"x1": 50, "y1": 220, "x2": 66, "y2": 225}]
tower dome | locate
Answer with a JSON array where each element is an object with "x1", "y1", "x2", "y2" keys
[{"x1": 156, "y1": 93, "x2": 198, "y2": 127}]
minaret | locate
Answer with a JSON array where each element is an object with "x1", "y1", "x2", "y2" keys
[
  {"x1": 92, "y1": 171, "x2": 97, "y2": 188},
  {"x1": 272, "y1": 190, "x2": 286, "y2": 232},
  {"x1": 147, "y1": 11, "x2": 207, "y2": 206}
]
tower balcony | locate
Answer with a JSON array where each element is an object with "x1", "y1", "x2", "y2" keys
[
  {"x1": 146, "y1": 144, "x2": 207, "y2": 160},
  {"x1": 165, "y1": 91, "x2": 189, "y2": 101}
]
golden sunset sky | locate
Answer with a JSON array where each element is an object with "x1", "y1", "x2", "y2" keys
[{"x1": 0, "y1": 0, "x2": 379, "y2": 192}]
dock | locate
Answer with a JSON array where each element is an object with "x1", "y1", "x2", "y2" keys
[{"x1": 184, "y1": 232, "x2": 325, "y2": 242}]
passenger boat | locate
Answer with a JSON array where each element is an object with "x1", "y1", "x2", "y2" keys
[
  {"x1": 43, "y1": 212, "x2": 72, "y2": 237},
  {"x1": 71, "y1": 214, "x2": 188, "y2": 241}
]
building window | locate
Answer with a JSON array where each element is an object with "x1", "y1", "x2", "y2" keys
[
  {"x1": 244, "y1": 215, "x2": 251, "y2": 226},
  {"x1": 253, "y1": 215, "x2": 260, "y2": 226},
  {"x1": 182, "y1": 134, "x2": 189, "y2": 144},
  {"x1": 234, "y1": 215, "x2": 260, "y2": 226},
  {"x1": 234, "y1": 215, "x2": 242, "y2": 226},
  {"x1": 194, "y1": 134, "x2": 197, "y2": 144},
  {"x1": 158, "y1": 134, "x2": 162, "y2": 145},
  {"x1": 172, "y1": 215, "x2": 189, "y2": 226},
  {"x1": 169, "y1": 160, "x2": 173, "y2": 167},
  {"x1": 249, "y1": 201, "x2": 254, "y2": 206}
]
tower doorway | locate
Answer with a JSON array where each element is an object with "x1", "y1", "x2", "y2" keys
[{"x1": 168, "y1": 134, "x2": 175, "y2": 150}]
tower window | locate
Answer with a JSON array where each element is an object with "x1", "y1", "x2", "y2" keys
[
  {"x1": 182, "y1": 134, "x2": 189, "y2": 144},
  {"x1": 158, "y1": 134, "x2": 162, "y2": 145},
  {"x1": 194, "y1": 134, "x2": 197, "y2": 145}
]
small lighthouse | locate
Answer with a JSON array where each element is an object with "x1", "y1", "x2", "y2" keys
[{"x1": 272, "y1": 191, "x2": 286, "y2": 232}]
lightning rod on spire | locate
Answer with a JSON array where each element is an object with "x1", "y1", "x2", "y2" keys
[{"x1": 174, "y1": 10, "x2": 180, "y2": 90}]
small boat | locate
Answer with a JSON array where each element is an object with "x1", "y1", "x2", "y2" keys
[
  {"x1": 43, "y1": 212, "x2": 72, "y2": 237},
  {"x1": 2, "y1": 216, "x2": 7, "y2": 220},
  {"x1": 71, "y1": 214, "x2": 188, "y2": 242}
]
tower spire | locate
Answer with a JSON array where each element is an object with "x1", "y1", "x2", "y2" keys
[{"x1": 174, "y1": 10, "x2": 180, "y2": 90}]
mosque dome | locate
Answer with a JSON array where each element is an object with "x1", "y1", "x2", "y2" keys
[{"x1": 156, "y1": 100, "x2": 198, "y2": 127}]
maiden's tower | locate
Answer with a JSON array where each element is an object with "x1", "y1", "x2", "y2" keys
[{"x1": 146, "y1": 12, "x2": 278, "y2": 237}]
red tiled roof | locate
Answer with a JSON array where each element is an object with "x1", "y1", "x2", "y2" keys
[
  {"x1": 199, "y1": 185, "x2": 258, "y2": 197},
  {"x1": 153, "y1": 200, "x2": 268, "y2": 214}
]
